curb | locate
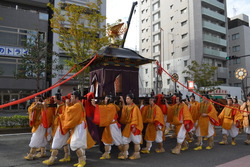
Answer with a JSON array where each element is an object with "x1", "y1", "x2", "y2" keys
[{"x1": 0, "y1": 127, "x2": 31, "y2": 134}]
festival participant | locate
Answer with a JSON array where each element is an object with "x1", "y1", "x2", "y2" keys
[
  {"x1": 140, "y1": 97, "x2": 165, "y2": 154},
  {"x1": 218, "y1": 97, "x2": 242, "y2": 145},
  {"x1": 91, "y1": 94, "x2": 123, "y2": 159},
  {"x1": 63, "y1": 89, "x2": 95, "y2": 167},
  {"x1": 118, "y1": 93, "x2": 143, "y2": 160},
  {"x1": 35, "y1": 92, "x2": 56, "y2": 158},
  {"x1": 42, "y1": 90, "x2": 70, "y2": 165},
  {"x1": 24, "y1": 95, "x2": 47, "y2": 160},
  {"x1": 240, "y1": 92, "x2": 250, "y2": 144},
  {"x1": 166, "y1": 94, "x2": 194, "y2": 154},
  {"x1": 187, "y1": 94, "x2": 200, "y2": 142},
  {"x1": 233, "y1": 96, "x2": 241, "y2": 109},
  {"x1": 155, "y1": 94, "x2": 170, "y2": 135},
  {"x1": 193, "y1": 95, "x2": 219, "y2": 151}
]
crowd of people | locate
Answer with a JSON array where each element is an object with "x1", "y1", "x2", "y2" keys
[{"x1": 23, "y1": 89, "x2": 250, "y2": 167}]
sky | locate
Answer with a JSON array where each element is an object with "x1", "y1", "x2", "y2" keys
[{"x1": 106, "y1": 0, "x2": 250, "y2": 49}]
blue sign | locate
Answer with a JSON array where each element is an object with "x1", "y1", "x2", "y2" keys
[{"x1": 0, "y1": 45, "x2": 28, "y2": 57}]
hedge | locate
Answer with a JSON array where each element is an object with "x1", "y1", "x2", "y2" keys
[{"x1": 0, "y1": 115, "x2": 29, "y2": 128}]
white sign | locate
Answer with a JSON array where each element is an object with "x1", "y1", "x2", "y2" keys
[{"x1": 0, "y1": 45, "x2": 28, "y2": 57}]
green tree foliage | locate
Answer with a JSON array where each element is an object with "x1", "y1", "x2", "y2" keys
[
  {"x1": 48, "y1": 0, "x2": 110, "y2": 66},
  {"x1": 182, "y1": 60, "x2": 222, "y2": 94},
  {"x1": 16, "y1": 35, "x2": 62, "y2": 91}
]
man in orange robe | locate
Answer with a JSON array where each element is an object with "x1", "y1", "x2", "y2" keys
[
  {"x1": 155, "y1": 94, "x2": 170, "y2": 135},
  {"x1": 141, "y1": 97, "x2": 165, "y2": 154},
  {"x1": 166, "y1": 95, "x2": 194, "y2": 154},
  {"x1": 194, "y1": 95, "x2": 219, "y2": 150},
  {"x1": 42, "y1": 91, "x2": 70, "y2": 165},
  {"x1": 91, "y1": 95, "x2": 123, "y2": 159},
  {"x1": 119, "y1": 93, "x2": 143, "y2": 160},
  {"x1": 240, "y1": 92, "x2": 250, "y2": 144},
  {"x1": 63, "y1": 89, "x2": 95, "y2": 167},
  {"x1": 187, "y1": 94, "x2": 200, "y2": 142},
  {"x1": 24, "y1": 95, "x2": 47, "y2": 160},
  {"x1": 218, "y1": 97, "x2": 242, "y2": 145}
]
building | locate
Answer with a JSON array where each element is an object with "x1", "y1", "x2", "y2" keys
[
  {"x1": 228, "y1": 14, "x2": 250, "y2": 96},
  {"x1": 51, "y1": 0, "x2": 107, "y2": 95},
  {"x1": 138, "y1": 0, "x2": 228, "y2": 95},
  {"x1": 0, "y1": 0, "x2": 49, "y2": 110}
]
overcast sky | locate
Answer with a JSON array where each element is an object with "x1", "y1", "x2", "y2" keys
[{"x1": 106, "y1": 0, "x2": 250, "y2": 49}]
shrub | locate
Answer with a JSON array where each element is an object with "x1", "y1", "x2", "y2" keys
[{"x1": 0, "y1": 115, "x2": 29, "y2": 128}]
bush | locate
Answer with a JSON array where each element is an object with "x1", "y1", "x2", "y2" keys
[{"x1": 0, "y1": 115, "x2": 29, "y2": 128}]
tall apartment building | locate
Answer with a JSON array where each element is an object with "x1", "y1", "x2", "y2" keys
[
  {"x1": 228, "y1": 14, "x2": 250, "y2": 93},
  {"x1": 139, "y1": 0, "x2": 228, "y2": 95},
  {"x1": 51, "y1": 0, "x2": 106, "y2": 95},
  {"x1": 0, "y1": 0, "x2": 49, "y2": 110}
]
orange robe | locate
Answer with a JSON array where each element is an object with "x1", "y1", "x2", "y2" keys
[
  {"x1": 190, "y1": 101, "x2": 200, "y2": 123},
  {"x1": 120, "y1": 103, "x2": 143, "y2": 138},
  {"x1": 28, "y1": 102, "x2": 43, "y2": 133},
  {"x1": 218, "y1": 105, "x2": 243, "y2": 130},
  {"x1": 141, "y1": 104, "x2": 165, "y2": 141},
  {"x1": 93, "y1": 103, "x2": 120, "y2": 144},
  {"x1": 196, "y1": 102, "x2": 219, "y2": 136},
  {"x1": 42, "y1": 98, "x2": 56, "y2": 129},
  {"x1": 63, "y1": 101, "x2": 95, "y2": 149},
  {"x1": 52, "y1": 102, "x2": 66, "y2": 136},
  {"x1": 167, "y1": 103, "x2": 194, "y2": 134}
]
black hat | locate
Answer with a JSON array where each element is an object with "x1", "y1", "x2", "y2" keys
[
  {"x1": 190, "y1": 93, "x2": 195, "y2": 99},
  {"x1": 126, "y1": 90, "x2": 135, "y2": 100},
  {"x1": 55, "y1": 89, "x2": 62, "y2": 101},
  {"x1": 71, "y1": 88, "x2": 81, "y2": 99}
]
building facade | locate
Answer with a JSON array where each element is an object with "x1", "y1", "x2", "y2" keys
[
  {"x1": 0, "y1": 0, "x2": 49, "y2": 110},
  {"x1": 228, "y1": 14, "x2": 250, "y2": 95},
  {"x1": 138, "y1": 0, "x2": 228, "y2": 95}
]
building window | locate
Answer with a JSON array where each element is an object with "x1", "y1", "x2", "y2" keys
[
  {"x1": 182, "y1": 46, "x2": 188, "y2": 52},
  {"x1": 142, "y1": 29, "x2": 145, "y2": 33},
  {"x1": 145, "y1": 68, "x2": 148, "y2": 74},
  {"x1": 153, "y1": 34, "x2": 160, "y2": 42},
  {"x1": 232, "y1": 33, "x2": 239, "y2": 40},
  {"x1": 145, "y1": 82, "x2": 148, "y2": 87},
  {"x1": 181, "y1": 8, "x2": 187, "y2": 14},
  {"x1": 142, "y1": 19, "x2": 145, "y2": 23},
  {"x1": 170, "y1": 16, "x2": 174, "y2": 20},
  {"x1": 233, "y1": 58, "x2": 241, "y2": 64},
  {"x1": 171, "y1": 52, "x2": 174, "y2": 56},
  {"x1": 153, "y1": 12, "x2": 160, "y2": 21},
  {"x1": 142, "y1": 38, "x2": 145, "y2": 43},
  {"x1": 141, "y1": 9, "x2": 145, "y2": 14},
  {"x1": 153, "y1": 23, "x2": 160, "y2": 31},
  {"x1": 184, "y1": 60, "x2": 188, "y2": 66},
  {"x1": 167, "y1": 79, "x2": 171, "y2": 85},
  {"x1": 171, "y1": 28, "x2": 174, "y2": 32},
  {"x1": 153, "y1": 45, "x2": 160, "y2": 53},
  {"x1": 142, "y1": 49, "x2": 145, "y2": 53},
  {"x1": 170, "y1": 4, "x2": 173, "y2": 9},
  {"x1": 229, "y1": 71, "x2": 231, "y2": 78},
  {"x1": 181, "y1": 20, "x2": 187, "y2": 26},
  {"x1": 167, "y1": 63, "x2": 170, "y2": 70},
  {"x1": 232, "y1": 45, "x2": 240, "y2": 52},
  {"x1": 153, "y1": 2, "x2": 160, "y2": 11},
  {"x1": 181, "y1": 33, "x2": 188, "y2": 39},
  {"x1": 171, "y1": 40, "x2": 174, "y2": 44}
]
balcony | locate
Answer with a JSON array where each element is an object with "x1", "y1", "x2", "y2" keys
[
  {"x1": 203, "y1": 34, "x2": 226, "y2": 47},
  {"x1": 217, "y1": 67, "x2": 228, "y2": 79},
  {"x1": 202, "y1": 20, "x2": 226, "y2": 34},
  {"x1": 203, "y1": 47, "x2": 227, "y2": 58},
  {"x1": 202, "y1": 0, "x2": 225, "y2": 10},
  {"x1": 202, "y1": 8, "x2": 225, "y2": 22}
]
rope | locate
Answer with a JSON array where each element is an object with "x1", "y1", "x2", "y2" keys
[
  {"x1": 156, "y1": 61, "x2": 249, "y2": 113},
  {"x1": 0, "y1": 55, "x2": 97, "y2": 109}
]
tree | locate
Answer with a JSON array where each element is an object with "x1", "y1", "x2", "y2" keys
[
  {"x1": 182, "y1": 60, "x2": 222, "y2": 94},
  {"x1": 16, "y1": 34, "x2": 62, "y2": 91},
  {"x1": 48, "y1": 0, "x2": 110, "y2": 66},
  {"x1": 48, "y1": 0, "x2": 114, "y2": 92}
]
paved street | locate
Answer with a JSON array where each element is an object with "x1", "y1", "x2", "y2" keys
[{"x1": 0, "y1": 128, "x2": 250, "y2": 167}]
